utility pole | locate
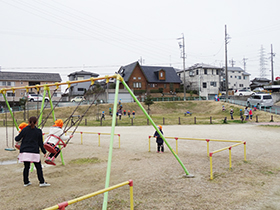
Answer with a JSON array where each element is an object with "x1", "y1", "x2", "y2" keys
[
  {"x1": 242, "y1": 57, "x2": 248, "y2": 71},
  {"x1": 229, "y1": 58, "x2": 235, "y2": 67},
  {"x1": 225, "y1": 25, "x2": 230, "y2": 102},
  {"x1": 178, "y1": 34, "x2": 186, "y2": 101},
  {"x1": 270, "y1": 44, "x2": 275, "y2": 84}
]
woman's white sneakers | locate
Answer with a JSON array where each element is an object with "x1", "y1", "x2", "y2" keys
[
  {"x1": 24, "y1": 182, "x2": 32, "y2": 187},
  {"x1": 39, "y1": 182, "x2": 51, "y2": 187}
]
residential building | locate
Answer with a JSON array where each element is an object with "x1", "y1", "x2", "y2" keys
[
  {"x1": 177, "y1": 63, "x2": 223, "y2": 99},
  {"x1": 0, "y1": 71, "x2": 62, "y2": 102},
  {"x1": 68, "y1": 70, "x2": 99, "y2": 97},
  {"x1": 227, "y1": 67, "x2": 250, "y2": 90},
  {"x1": 118, "y1": 61, "x2": 181, "y2": 94},
  {"x1": 250, "y1": 78, "x2": 270, "y2": 90}
]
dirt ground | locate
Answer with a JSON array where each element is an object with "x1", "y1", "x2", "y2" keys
[{"x1": 1, "y1": 123, "x2": 280, "y2": 210}]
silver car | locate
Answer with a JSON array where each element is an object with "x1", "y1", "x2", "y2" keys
[{"x1": 247, "y1": 93, "x2": 273, "y2": 108}]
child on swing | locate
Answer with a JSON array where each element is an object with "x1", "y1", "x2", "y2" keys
[
  {"x1": 45, "y1": 119, "x2": 72, "y2": 164},
  {"x1": 15, "y1": 122, "x2": 29, "y2": 150}
]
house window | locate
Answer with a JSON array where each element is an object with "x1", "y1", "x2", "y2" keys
[
  {"x1": 21, "y1": 82, "x2": 23, "y2": 84},
  {"x1": 77, "y1": 76, "x2": 84, "y2": 80},
  {"x1": 210, "y1": 82, "x2": 216, "y2": 87},
  {"x1": 230, "y1": 76, "x2": 232, "y2": 78},
  {"x1": 235, "y1": 76, "x2": 237, "y2": 78},
  {"x1": 1, "y1": 81, "x2": 15, "y2": 86},
  {"x1": 239, "y1": 84, "x2": 244, "y2": 87},
  {"x1": 234, "y1": 84, "x2": 236, "y2": 86},
  {"x1": 243, "y1": 76, "x2": 246, "y2": 80},
  {"x1": 133, "y1": 82, "x2": 141, "y2": 88},
  {"x1": 78, "y1": 88, "x2": 85, "y2": 92},
  {"x1": 204, "y1": 69, "x2": 207, "y2": 75},
  {"x1": 138, "y1": 77, "x2": 141, "y2": 80},
  {"x1": 133, "y1": 77, "x2": 136, "y2": 80},
  {"x1": 160, "y1": 72, "x2": 163, "y2": 77},
  {"x1": 189, "y1": 71, "x2": 194, "y2": 76},
  {"x1": 238, "y1": 76, "x2": 241, "y2": 79},
  {"x1": 7, "y1": 92, "x2": 15, "y2": 97},
  {"x1": 196, "y1": 70, "x2": 199, "y2": 75},
  {"x1": 216, "y1": 70, "x2": 219, "y2": 75},
  {"x1": 203, "y1": 82, "x2": 207, "y2": 88},
  {"x1": 212, "y1": 70, "x2": 214, "y2": 74}
]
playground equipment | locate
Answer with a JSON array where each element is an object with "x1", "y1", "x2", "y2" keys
[
  {"x1": 43, "y1": 180, "x2": 134, "y2": 210},
  {"x1": 149, "y1": 135, "x2": 246, "y2": 180},
  {"x1": 67, "y1": 130, "x2": 121, "y2": 148},
  {"x1": 1, "y1": 74, "x2": 193, "y2": 209}
]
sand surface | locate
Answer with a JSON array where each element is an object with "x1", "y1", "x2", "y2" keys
[{"x1": 0, "y1": 123, "x2": 280, "y2": 209}]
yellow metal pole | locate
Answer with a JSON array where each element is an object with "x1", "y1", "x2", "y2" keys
[
  {"x1": 229, "y1": 147, "x2": 232, "y2": 169},
  {"x1": 118, "y1": 134, "x2": 120, "y2": 148},
  {"x1": 129, "y1": 180, "x2": 134, "y2": 210},
  {"x1": 98, "y1": 133, "x2": 100, "y2": 147},
  {"x1": 206, "y1": 139, "x2": 210, "y2": 157},
  {"x1": 80, "y1": 132, "x2": 83, "y2": 145},
  {"x1": 43, "y1": 180, "x2": 131, "y2": 210},
  {"x1": 244, "y1": 142, "x2": 247, "y2": 161},
  {"x1": 210, "y1": 153, "x2": 213, "y2": 180},
  {"x1": 148, "y1": 136, "x2": 151, "y2": 152}
]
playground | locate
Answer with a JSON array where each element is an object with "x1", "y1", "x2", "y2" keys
[{"x1": 1, "y1": 123, "x2": 280, "y2": 209}]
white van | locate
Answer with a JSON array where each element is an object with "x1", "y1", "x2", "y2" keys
[{"x1": 246, "y1": 93, "x2": 274, "y2": 108}]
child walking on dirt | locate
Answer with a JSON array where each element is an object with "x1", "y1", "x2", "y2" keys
[{"x1": 154, "y1": 125, "x2": 164, "y2": 153}]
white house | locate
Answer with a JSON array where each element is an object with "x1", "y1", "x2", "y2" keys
[
  {"x1": 227, "y1": 67, "x2": 250, "y2": 90},
  {"x1": 177, "y1": 63, "x2": 223, "y2": 99}
]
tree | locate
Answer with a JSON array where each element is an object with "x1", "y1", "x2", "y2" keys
[
  {"x1": 144, "y1": 94, "x2": 154, "y2": 114},
  {"x1": 85, "y1": 83, "x2": 105, "y2": 120}
]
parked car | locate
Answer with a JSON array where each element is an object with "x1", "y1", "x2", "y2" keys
[
  {"x1": 28, "y1": 94, "x2": 49, "y2": 102},
  {"x1": 71, "y1": 96, "x2": 85, "y2": 102},
  {"x1": 234, "y1": 89, "x2": 255, "y2": 96},
  {"x1": 246, "y1": 93, "x2": 274, "y2": 108}
]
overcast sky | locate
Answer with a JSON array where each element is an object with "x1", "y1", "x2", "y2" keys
[{"x1": 0, "y1": 0, "x2": 279, "y2": 84}]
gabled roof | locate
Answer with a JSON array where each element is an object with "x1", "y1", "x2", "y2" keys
[
  {"x1": 225, "y1": 66, "x2": 251, "y2": 76},
  {"x1": 68, "y1": 70, "x2": 99, "y2": 77},
  {"x1": 119, "y1": 61, "x2": 181, "y2": 83},
  {"x1": 177, "y1": 63, "x2": 222, "y2": 73},
  {"x1": 0, "y1": 71, "x2": 61, "y2": 82}
]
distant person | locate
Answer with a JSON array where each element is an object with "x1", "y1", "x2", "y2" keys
[
  {"x1": 109, "y1": 107, "x2": 112, "y2": 116},
  {"x1": 249, "y1": 109, "x2": 253, "y2": 120},
  {"x1": 244, "y1": 107, "x2": 249, "y2": 121},
  {"x1": 240, "y1": 109, "x2": 244, "y2": 121},
  {"x1": 123, "y1": 110, "x2": 126, "y2": 116},
  {"x1": 154, "y1": 125, "x2": 164, "y2": 153},
  {"x1": 15, "y1": 116, "x2": 50, "y2": 187},
  {"x1": 230, "y1": 109, "x2": 234, "y2": 120},
  {"x1": 253, "y1": 105, "x2": 257, "y2": 111},
  {"x1": 128, "y1": 110, "x2": 131, "y2": 118},
  {"x1": 101, "y1": 111, "x2": 105, "y2": 121},
  {"x1": 118, "y1": 109, "x2": 122, "y2": 120},
  {"x1": 132, "y1": 110, "x2": 135, "y2": 118},
  {"x1": 222, "y1": 105, "x2": 225, "y2": 111}
]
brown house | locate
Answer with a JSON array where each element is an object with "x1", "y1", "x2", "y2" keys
[{"x1": 118, "y1": 61, "x2": 181, "y2": 93}]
